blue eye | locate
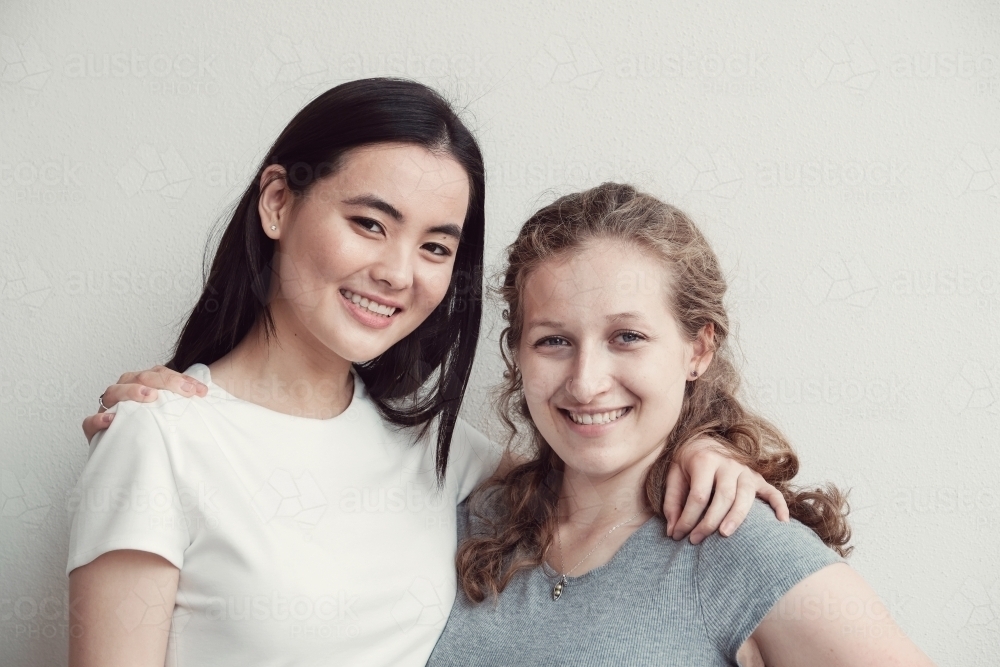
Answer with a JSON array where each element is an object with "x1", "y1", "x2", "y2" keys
[
  {"x1": 534, "y1": 336, "x2": 569, "y2": 347},
  {"x1": 615, "y1": 330, "x2": 645, "y2": 345}
]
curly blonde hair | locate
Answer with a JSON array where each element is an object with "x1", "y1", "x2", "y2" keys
[{"x1": 457, "y1": 182, "x2": 852, "y2": 603}]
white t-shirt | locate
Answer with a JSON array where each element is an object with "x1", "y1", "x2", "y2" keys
[{"x1": 67, "y1": 363, "x2": 502, "y2": 667}]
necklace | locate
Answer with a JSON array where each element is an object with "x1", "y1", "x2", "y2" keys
[{"x1": 551, "y1": 508, "x2": 644, "y2": 601}]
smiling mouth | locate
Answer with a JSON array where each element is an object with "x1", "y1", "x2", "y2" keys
[
  {"x1": 561, "y1": 407, "x2": 632, "y2": 426},
  {"x1": 340, "y1": 289, "x2": 399, "y2": 318}
]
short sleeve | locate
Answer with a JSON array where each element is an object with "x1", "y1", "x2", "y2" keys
[
  {"x1": 66, "y1": 400, "x2": 190, "y2": 574},
  {"x1": 695, "y1": 499, "x2": 846, "y2": 658},
  {"x1": 447, "y1": 418, "x2": 503, "y2": 501}
]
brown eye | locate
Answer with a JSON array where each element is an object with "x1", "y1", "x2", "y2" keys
[
  {"x1": 423, "y1": 243, "x2": 451, "y2": 256},
  {"x1": 352, "y1": 217, "x2": 384, "y2": 234}
]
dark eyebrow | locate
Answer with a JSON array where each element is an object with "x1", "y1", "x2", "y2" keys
[
  {"x1": 343, "y1": 195, "x2": 463, "y2": 241},
  {"x1": 427, "y1": 223, "x2": 463, "y2": 240},
  {"x1": 342, "y1": 194, "x2": 404, "y2": 221}
]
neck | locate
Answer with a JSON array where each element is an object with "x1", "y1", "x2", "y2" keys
[
  {"x1": 558, "y1": 459, "x2": 654, "y2": 530},
  {"x1": 547, "y1": 455, "x2": 657, "y2": 580},
  {"x1": 209, "y1": 300, "x2": 354, "y2": 419}
]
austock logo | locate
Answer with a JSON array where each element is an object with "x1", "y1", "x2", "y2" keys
[
  {"x1": 116, "y1": 144, "x2": 193, "y2": 199},
  {"x1": 0, "y1": 35, "x2": 51, "y2": 91},
  {"x1": 1, "y1": 253, "x2": 52, "y2": 309},
  {"x1": 668, "y1": 145, "x2": 743, "y2": 199},
  {"x1": 802, "y1": 253, "x2": 878, "y2": 308},
  {"x1": 529, "y1": 35, "x2": 602, "y2": 90},
  {"x1": 0, "y1": 469, "x2": 51, "y2": 528},
  {"x1": 803, "y1": 35, "x2": 878, "y2": 92}
]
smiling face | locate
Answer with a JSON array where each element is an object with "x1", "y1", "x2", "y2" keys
[
  {"x1": 261, "y1": 142, "x2": 471, "y2": 364},
  {"x1": 517, "y1": 239, "x2": 714, "y2": 482}
]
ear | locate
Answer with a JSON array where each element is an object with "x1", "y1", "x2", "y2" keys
[
  {"x1": 258, "y1": 165, "x2": 293, "y2": 240},
  {"x1": 689, "y1": 322, "x2": 715, "y2": 379}
]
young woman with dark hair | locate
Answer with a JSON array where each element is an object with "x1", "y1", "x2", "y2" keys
[
  {"x1": 69, "y1": 80, "x2": 787, "y2": 666},
  {"x1": 425, "y1": 182, "x2": 935, "y2": 666}
]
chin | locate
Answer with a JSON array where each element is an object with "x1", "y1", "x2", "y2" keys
[
  {"x1": 313, "y1": 331, "x2": 388, "y2": 365},
  {"x1": 344, "y1": 344, "x2": 393, "y2": 364},
  {"x1": 553, "y1": 446, "x2": 623, "y2": 476}
]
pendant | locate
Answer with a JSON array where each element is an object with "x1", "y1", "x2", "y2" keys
[{"x1": 551, "y1": 576, "x2": 566, "y2": 601}]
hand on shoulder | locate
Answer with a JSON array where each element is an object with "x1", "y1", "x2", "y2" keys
[{"x1": 83, "y1": 365, "x2": 209, "y2": 442}]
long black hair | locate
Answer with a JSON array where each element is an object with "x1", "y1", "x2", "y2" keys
[{"x1": 167, "y1": 78, "x2": 486, "y2": 481}]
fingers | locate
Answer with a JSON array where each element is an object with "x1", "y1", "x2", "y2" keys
[
  {"x1": 99, "y1": 383, "x2": 158, "y2": 412},
  {"x1": 754, "y1": 473, "x2": 790, "y2": 522},
  {"x1": 82, "y1": 412, "x2": 114, "y2": 442},
  {"x1": 670, "y1": 464, "x2": 715, "y2": 540},
  {"x1": 717, "y1": 470, "x2": 761, "y2": 537},
  {"x1": 681, "y1": 469, "x2": 791, "y2": 543},
  {"x1": 82, "y1": 383, "x2": 159, "y2": 443},
  {"x1": 117, "y1": 364, "x2": 171, "y2": 385},
  {"x1": 128, "y1": 366, "x2": 208, "y2": 397},
  {"x1": 662, "y1": 462, "x2": 689, "y2": 535},
  {"x1": 687, "y1": 465, "x2": 742, "y2": 545},
  {"x1": 81, "y1": 366, "x2": 208, "y2": 443},
  {"x1": 101, "y1": 368, "x2": 207, "y2": 411}
]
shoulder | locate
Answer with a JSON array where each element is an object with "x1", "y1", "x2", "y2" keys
[
  {"x1": 456, "y1": 483, "x2": 508, "y2": 540},
  {"x1": 182, "y1": 362, "x2": 210, "y2": 385},
  {"x1": 444, "y1": 417, "x2": 503, "y2": 500},
  {"x1": 696, "y1": 499, "x2": 840, "y2": 571},
  {"x1": 450, "y1": 417, "x2": 499, "y2": 461},
  {"x1": 101, "y1": 363, "x2": 208, "y2": 425},
  {"x1": 97, "y1": 391, "x2": 197, "y2": 436},
  {"x1": 694, "y1": 499, "x2": 845, "y2": 656},
  {"x1": 90, "y1": 375, "x2": 208, "y2": 459}
]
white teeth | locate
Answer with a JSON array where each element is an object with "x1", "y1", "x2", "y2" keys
[
  {"x1": 342, "y1": 290, "x2": 397, "y2": 317},
  {"x1": 567, "y1": 408, "x2": 628, "y2": 426}
]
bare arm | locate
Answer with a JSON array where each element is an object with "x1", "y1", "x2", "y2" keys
[
  {"x1": 69, "y1": 550, "x2": 179, "y2": 667},
  {"x1": 752, "y1": 563, "x2": 936, "y2": 667}
]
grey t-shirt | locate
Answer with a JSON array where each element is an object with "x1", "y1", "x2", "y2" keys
[{"x1": 426, "y1": 498, "x2": 845, "y2": 666}]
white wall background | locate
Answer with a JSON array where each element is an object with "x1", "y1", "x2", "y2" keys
[{"x1": 1, "y1": 0, "x2": 998, "y2": 664}]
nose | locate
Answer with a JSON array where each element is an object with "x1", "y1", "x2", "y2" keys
[
  {"x1": 370, "y1": 240, "x2": 414, "y2": 291},
  {"x1": 565, "y1": 342, "x2": 613, "y2": 404}
]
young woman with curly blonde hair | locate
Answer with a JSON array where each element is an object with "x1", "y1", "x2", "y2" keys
[{"x1": 426, "y1": 182, "x2": 935, "y2": 666}]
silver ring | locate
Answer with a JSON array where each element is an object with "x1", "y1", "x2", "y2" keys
[{"x1": 98, "y1": 393, "x2": 110, "y2": 412}]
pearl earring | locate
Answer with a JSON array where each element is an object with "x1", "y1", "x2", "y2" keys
[{"x1": 270, "y1": 225, "x2": 277, "y2": 231}]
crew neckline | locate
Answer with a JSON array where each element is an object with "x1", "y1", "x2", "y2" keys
[{"x1": 185, "y1": 362, "x2": 363, "y2": 425}]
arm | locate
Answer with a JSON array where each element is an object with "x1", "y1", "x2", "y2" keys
[
  {"x1": 69, "y1": 550, "x2": 179, "y2": 667},
  {"x1": 736, "y1": 637, "x2": 765, "y2": 667},
  {"x1": 82, "y1": 365, "x2": 208, "y2": 441},
  {"x1": 752, "y1": 563, "x2": 936, "y2": 667}
]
